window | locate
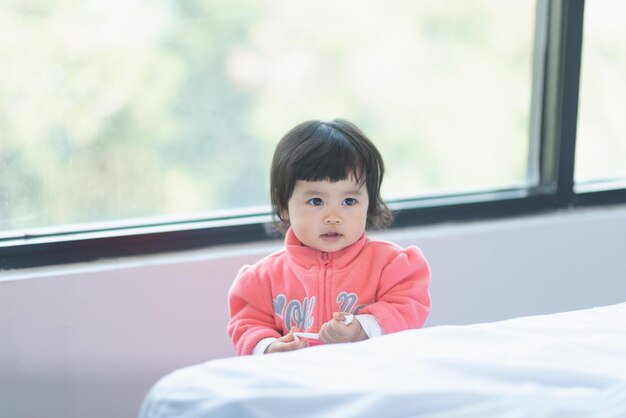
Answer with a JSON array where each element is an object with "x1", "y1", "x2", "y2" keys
[
  {"x1": 1, "y1": 0, "x2": 535, "y2": 233},
  {"x1": 575, "y1": 0, "x2": 626, "y2": 189},
  {"x1": 1, "y1": 0, "x2": 624, "y2": 269}
]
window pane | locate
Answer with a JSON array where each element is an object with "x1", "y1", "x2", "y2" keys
[
  {"x1": 576, "y1": 1, "x2": 626, "y2": 185},
  {"x1": 0, "y1": 0, "x2": 536, "y2": 233}
]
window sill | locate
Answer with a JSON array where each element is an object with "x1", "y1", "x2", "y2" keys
[{"x1": 1, "y1": 186, "x2": 625, "y2": 270}]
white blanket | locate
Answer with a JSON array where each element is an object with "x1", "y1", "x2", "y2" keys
[{"x1": 140, "y1": 303, "x2": 626, "y2": 417}]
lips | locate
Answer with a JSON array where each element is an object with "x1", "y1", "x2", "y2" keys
[{"x1": 320, "y1": 232, "x2": 342, "y2": 241}]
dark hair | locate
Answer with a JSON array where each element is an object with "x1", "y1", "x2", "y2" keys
[{"x1": 270, "y1": 118, "x2": 394, "y2": 234}]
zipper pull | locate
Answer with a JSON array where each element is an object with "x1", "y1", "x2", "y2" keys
[{"x1": 321, "y1": 252, "x2": 331, "y2": 267}]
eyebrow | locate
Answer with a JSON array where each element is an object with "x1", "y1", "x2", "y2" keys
[
  {"x1": 303, "y1": 188, "x2": 363, "y2": 196},
  {"x1": 303, "y1": 190, "x2": 326, "y2": 197},
  {"x1": 345, "y1": 188, "x2": 364, "y2": 195}
]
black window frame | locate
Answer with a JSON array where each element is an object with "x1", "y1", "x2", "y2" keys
[{"x1": 1, "y1": 0, "x2": 624, "y2": 270}]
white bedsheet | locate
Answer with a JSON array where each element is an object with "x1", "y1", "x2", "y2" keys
[{"x1": 139, "y1": 303, "x2": 626, "y2": 417}]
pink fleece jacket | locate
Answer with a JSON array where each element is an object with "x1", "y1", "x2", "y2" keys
[{"x1": 227, "y1": 228, "x2": 431, "y2": 355}]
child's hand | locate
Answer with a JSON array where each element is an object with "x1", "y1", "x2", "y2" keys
[
  {"x1": 265, "y1": 327, "x2": 308, "y2": 354},
  {"x1": 319, "y1": 312, "x2": 368, "y2": 344}
]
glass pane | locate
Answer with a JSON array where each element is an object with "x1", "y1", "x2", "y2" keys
[
  {"x1": 0, "y1": 0, "x2": 536, "y2": 233},
  {"x1": 576, "y1": 0, "x2": 626, "y2": 185}
]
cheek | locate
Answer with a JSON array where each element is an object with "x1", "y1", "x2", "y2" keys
[
  {"x1": 360, "y1": 208, "x2": 370, "y2": 227},
  {"x1": 349, "y1": 207, "x2": 369, "y2": 226},
  {"x1": 362, "y1": 203, "x2": 370, "y2": 219}
]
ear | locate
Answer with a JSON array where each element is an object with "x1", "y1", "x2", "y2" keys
[{"x1": 280, "y1": 208, "x2": 289, "y2": 221}]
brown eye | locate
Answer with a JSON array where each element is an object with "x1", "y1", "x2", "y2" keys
[{"x1": 343, "y1": 198, "x2": 357, "y2": 206}]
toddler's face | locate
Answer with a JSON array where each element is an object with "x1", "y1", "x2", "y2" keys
[{"x1": 283, "y1": 177, "x2": 369, "y2": 253}]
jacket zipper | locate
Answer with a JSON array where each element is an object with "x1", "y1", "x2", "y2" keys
[{"x1": 321, "y1": 252, "x2": 331, "y2": 324}]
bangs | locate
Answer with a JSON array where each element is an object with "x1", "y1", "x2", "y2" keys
[{"x1": 293, "y1": 127, "x2": 366, "y2": 185}]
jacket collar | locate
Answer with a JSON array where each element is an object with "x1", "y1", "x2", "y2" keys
[{"x1": 284, "y1": 227, "x2": 368, "y2": 269}]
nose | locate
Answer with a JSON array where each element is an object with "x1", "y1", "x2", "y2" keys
[{"x1": 324, "y1": 211, "x2": 342, "y2": 224}]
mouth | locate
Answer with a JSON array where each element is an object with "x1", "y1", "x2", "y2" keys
[{"x1": 320, "y1": 232, "x2": 342, "y2": 241}]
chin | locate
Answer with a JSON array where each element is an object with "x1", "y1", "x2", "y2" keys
[{"x1": 324, "y1": 242, "x2": 351, "y2": 253}]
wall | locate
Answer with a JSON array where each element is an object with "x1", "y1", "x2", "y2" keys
[{"x1": 1, "y1": 204, "x2": 625, "y2": 418}]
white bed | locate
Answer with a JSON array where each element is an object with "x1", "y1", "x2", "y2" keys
[{"x1": 139, "y1": 303, "x2": 626, "y2": 417}]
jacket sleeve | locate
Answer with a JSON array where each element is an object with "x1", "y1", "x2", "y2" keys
[
  {"x1": 227, "y1": 265, "x2": 282, "y2": 355},
  {"x1": 358, "y1": 246, "x2": 431, "y2": 334}
]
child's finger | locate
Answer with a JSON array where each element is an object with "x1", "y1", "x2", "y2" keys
[
  {"x1": 288, "y1": 338, "x2": 307, "y2": 349},
  {"x1": 280, "y1": 327, "x2": 300, "y2": 342},
  {"x1": 333, "y1": 312, "x2": 348, "y2": 322},
  {"x1": 332, "y1": 312, "x2": 354, "y2": 325}
]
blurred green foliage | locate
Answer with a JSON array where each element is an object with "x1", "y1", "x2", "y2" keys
[{"x1": 0, "y1": 0, "x2": 537, "y2": 232}]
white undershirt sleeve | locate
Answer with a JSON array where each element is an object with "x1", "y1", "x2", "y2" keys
[
  {"x1": 355, "y1": 314, "x2": 383, "y2": 338},
  {"x1": 253, "y1": 315, "x2": 381, "y2": 353},
  {"x1": 252, "y1": 337, "x2": 278, "y2": 355}
]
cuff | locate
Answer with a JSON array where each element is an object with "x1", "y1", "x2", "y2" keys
[
  {"x1": 355, "y1": 314, "x2": 383, "y2": 338},
  {"x1": 252, "y1": 337, "x2": 278, "y2": 355}
]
